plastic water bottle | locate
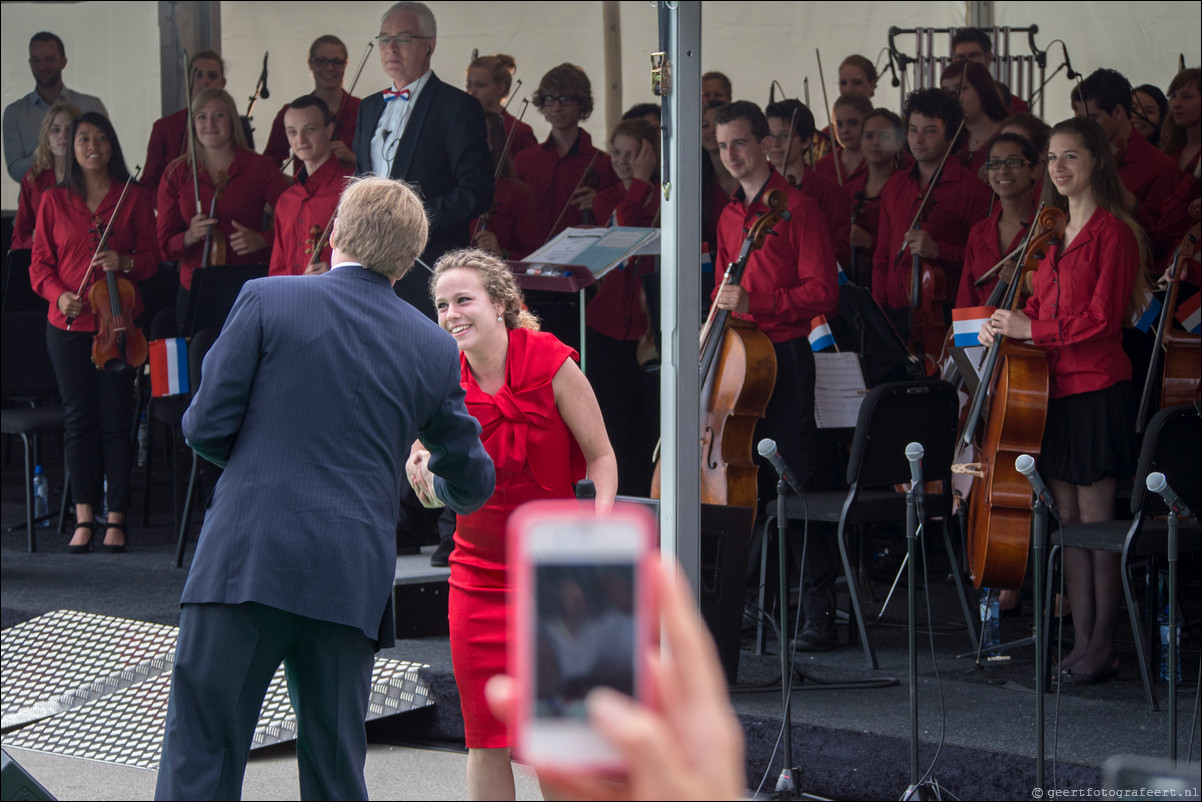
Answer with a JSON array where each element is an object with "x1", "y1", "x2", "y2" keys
[
  {"x1": 980, "y1": 587, "x2": 1001, "y2": 657},
  {"x1": 1158, "y1": 574, "x2": 1182, "y2": 683},
  {"x1": 33, "y1": 465, "x2": 49, "y2": 527},
  {"x1": 136, "y1": 412, "x2": 149, "y2": 468}
]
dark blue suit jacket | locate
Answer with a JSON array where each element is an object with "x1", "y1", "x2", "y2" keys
[
  {"x1": 180, "y1": 265, "x2": 494, "y2": 648},
  {"x1": 354, "y1": 73, "x2": 493, "y2": 314}
]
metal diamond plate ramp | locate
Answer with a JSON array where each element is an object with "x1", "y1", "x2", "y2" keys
[{"x1": 1, "y1": 610, "x2": 431, "y2": 769}]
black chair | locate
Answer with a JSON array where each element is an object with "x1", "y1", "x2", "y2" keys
[
  {"x1": 1043, "y1": 404, "x2": 1201, "y2": 710},
  {"x1": 764, "y1": 379, "x2": 978, "y2": 669},
  {"x1": 1, "y1": 311, "x2": 69, "y2": 550},
  {"x1": 173, "y1": 328, "x2": 221, "y2": 567}
]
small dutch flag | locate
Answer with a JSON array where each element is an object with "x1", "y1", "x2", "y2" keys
[
  {"x1": 149, "y1": 338, "x2": 190, "y2": 397},
  {"x1": 809, "y1": 315, "x2": 836, "y2": 352},
  {"x1": 1175, "y1": 291, "x2": 1201, "y2": 334},
  {"x1": 1132, "y1": 292, "x2": 1162, "y2": 332},
  {"x1": 951, "y1": 306, "x2": 996, "y2": 348}
]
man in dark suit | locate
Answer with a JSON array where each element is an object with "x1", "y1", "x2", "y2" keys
[
  {"x1": 154, "y1": 176, "x2": 495, "y2": 801},
  {"x1": 353, "y1": 1, "x2": 493, "y2": 318}
]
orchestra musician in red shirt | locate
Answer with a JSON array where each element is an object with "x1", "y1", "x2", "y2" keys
[{"x1": 269, "y1": 95, "x2": 353, "y2": 277}]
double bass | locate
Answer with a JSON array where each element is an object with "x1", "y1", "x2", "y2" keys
[{"x1": 957, "y1": 205, "x2": 1066, "y2": 589}]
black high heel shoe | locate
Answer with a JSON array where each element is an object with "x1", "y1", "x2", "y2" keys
[
  {"x1": 102, "y1": 520, "x2": 128, "y2": 554},
  {"x1": 68, "y1": 521, "x2": 98, "y2": 554}
]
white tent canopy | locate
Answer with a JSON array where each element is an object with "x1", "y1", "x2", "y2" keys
[{"x1": 3, "y1": 1, "x2": 1199, "y2": 208}]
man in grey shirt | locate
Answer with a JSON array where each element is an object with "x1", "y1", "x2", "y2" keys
[{"x1": 3, "y1": 31, "x2": 107, "y2": 182}]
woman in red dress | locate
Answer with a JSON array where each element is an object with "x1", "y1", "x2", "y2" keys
[
  {"x1": 409, "y1": 249, "x2": 616, "y2": 800},
  {"x1": 13, "y1": 102, "x2": 80, "y2": 249}
]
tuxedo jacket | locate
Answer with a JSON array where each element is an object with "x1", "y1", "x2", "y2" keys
[
  {"x1": 354, "y1": 73, "x2": 493, "y2": 312},
  {"x1": 180, "y1": 265, "x2": 495, "y2": 648}
]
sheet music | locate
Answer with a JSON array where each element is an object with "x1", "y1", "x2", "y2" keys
[
  {"x1": 813, "y1": 352, "x2": 868, "y2": 429},
  {"x1": 525, "y1": 227, "x2": 659, "y2": 278}
]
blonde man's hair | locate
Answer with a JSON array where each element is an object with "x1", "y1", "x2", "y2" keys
[
  {"x1": 430, "y1": 249, "x2": 539, "y2": 330},
  {"x1": 331, "y1": 176, "x2": 428, "y2": 279}
]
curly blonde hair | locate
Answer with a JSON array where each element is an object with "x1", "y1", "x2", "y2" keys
[{"x1": 430, "y1": 249, "x2": 539, "y2": 330}]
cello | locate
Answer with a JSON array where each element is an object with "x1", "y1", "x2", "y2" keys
[
  {"x1": 1136, "y1": 218, "x2": 1202, "y2": 430},
  {"x1": 956, "y1": 205, "x2": 1066, "y2": 590},
  {"x1": 662, "y1": 189, "x2": 787, "y2": 509}
]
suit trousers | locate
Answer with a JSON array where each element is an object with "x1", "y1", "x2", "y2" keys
[{"x1": 155, "y1": 602, "x2": 376, "y2": 801}]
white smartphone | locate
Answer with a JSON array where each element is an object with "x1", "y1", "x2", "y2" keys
[{"x1": 508, "y1": 500, "x2": 656, "y2": 772}]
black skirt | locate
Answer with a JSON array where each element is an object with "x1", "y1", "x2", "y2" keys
[{"x1": 1039, "y1": 381, "x2": 1136, "y2": 486}]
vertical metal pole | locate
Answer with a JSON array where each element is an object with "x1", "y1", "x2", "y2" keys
[
  {"x1": 658, "y1": 1, "x2": 702, "y2": 591},
  {"x1": 158, "y1": 1, "x2": 220, "y2": 117}
]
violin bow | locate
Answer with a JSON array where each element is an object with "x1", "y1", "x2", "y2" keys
[
  {"x1": 815, "y1": 49, "x2": 843, "y2": 186},
  {"x1": 502, "y1": 79, "x2": 523, "y2": 112},
  {"x1": 67, "y1": 167, "x2": 142, "y2": 330},
  {"x1": 182, "y1": 50, "x2": 202, "y2": 214},
  {"x1": 544, "y1": 151, "x2": 600, "y2": 243}
]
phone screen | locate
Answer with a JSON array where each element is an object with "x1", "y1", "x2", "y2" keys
[{"x1": 532, "y1": 561, "x2": 636, "y2": 721}]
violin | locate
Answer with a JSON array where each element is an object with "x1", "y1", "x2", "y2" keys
[
  {"x1": 908, "y1": 200, "x2": 947, "y2": 375},
  {"x1": 69, "y1": 171, "x2": 148, "y2": 371},
  {"x1": 200, "y1": 170, "x2": 230, "y2": 269},
  {"x1": 957, "y1": 205, "x2": 1066, "y2": 590}
]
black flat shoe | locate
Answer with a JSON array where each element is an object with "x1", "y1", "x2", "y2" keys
[
  {"x1": 68, "y1": 521, "x2": 97, "y2": 554},
  {"x1": 102, "y1": 520, "x2": 128, "y2": 554},
  {"x1": 1063, "y1": 655, "x2": 1120, "y2": 685}
]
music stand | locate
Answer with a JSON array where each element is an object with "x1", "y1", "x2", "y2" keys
[{"x1": 180, "y1": 264, "x2": 269, "y2": 337}]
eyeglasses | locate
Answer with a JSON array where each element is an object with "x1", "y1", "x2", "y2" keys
[
  {"x1": 309, "y1": 57, "x2": 348, "y2": 68},
  {"x1": 984, "y1": 157, "x2": 1033, "y2": 171},
  {"x1": 540, "y1": 95, "x2": 580, "y2": 107},
  {"x1": 374, "y1": 34, "x2": 433, "y2": 50}
]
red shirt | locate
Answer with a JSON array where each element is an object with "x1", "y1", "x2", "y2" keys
[
  {"x1": 502, "y1": 110, "x2": 538, "y2": 157},
  {"x1": 30, "y1": 183, "x2": 159, "y2": 331},
  {"x1": 957, "y1": 203, "x2": 1033, "y2": 307},
  {"x1": 268, "y1": 157, "x2": 353, "y2": 276},
  {"x1": 814, "y1": 148, "x2": 867, "y2": 190},
  {"x1": 714, "y1": 171, "x2": 839, "y2": 343},
  {"x1": 513, "y1": 128, "x2": 617, "y2": 244},
  {"x1": 1117, "y1": 130, "x2": 1182, "y2": 260},
  {"x1": 1024, "y1": 208, "x2": 1138, "y2": 398},
  {"x1": 470, "y1": 176, "x2": 540, "y2": 260},
  {"x1": 142, "y1": 109, "x2": 189, "y2": 192},
  {"x1": 872, "y1": 158, "x2": 991, "y2": 309},
  {"x1": 13, "y1": 168, "x2": 56, "y2": 249},
  {"x1": 799, "y1": 167, "x2": 853, "y2": 270},
  {"x1": 157, "y1": 149, "x2": 289, "y2": 290},
  {"x1": 587, "y1": 178, "x2": 659, "y2": 340},
  {"x1": 262, "y1": 91, "x2": 361, "y2": 171}
]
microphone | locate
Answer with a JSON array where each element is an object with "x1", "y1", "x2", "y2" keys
[
  {"x1": 905, "y1": 442, "x2": 923, "y2": 488},
  {"x1": 757, "y1": 438, "x2": 804, "y2": 496},
  {"x1": 1015, "y1": 454, "x2": 1058, "y2": 516},
  {"x1": 1060, "y1": 42, "x2": 1078, "y2": 81},
  {"x1": 1146, "y1": 472, "x2": 1200, "y2": 527},
  {"x1": 259, "y1": 52, "x2": 271, "y2": 99}
]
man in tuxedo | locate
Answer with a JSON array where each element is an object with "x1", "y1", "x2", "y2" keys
[
  {"x1": 353, "y1": 1, "x2": 493, "y2": 318},
  {"x1": 154, "y1": 176, "x2": 495, "y2": 801}
]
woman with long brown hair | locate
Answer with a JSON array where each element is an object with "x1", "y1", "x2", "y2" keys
[{"x1": 980, "y1": 117, "x2": 1151, "y2": 685}]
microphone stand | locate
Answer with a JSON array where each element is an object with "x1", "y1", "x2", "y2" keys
[
  {"x1": 1029, "y1": 483, "x2": 1048, "y2": 792},
  {"x1": 901, "y1": 465, "x2": 942, "y2": 800}
]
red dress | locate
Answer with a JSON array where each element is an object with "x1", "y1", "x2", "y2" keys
[{"x1": 449, "y1": 326, "x2": 585, "y2": 748}]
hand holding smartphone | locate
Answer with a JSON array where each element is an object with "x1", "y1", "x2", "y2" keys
[{"x1": 508, "y1": 500, "x2": 655, "y2": 772}]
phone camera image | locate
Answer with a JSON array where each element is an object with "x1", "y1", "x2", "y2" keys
[{"x1": 534, "y1": 563, "x2": 636, "y2": 720}]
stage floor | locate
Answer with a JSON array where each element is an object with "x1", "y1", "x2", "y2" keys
[{"x1": 3, "y1": 449, "x2": 1198, "y2": 800}]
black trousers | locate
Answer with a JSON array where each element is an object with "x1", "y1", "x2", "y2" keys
[
  {"x1": 754, "y1": 337, "x2": 839, "y2": 619},
  {"x1": 45, "y1": 323, "x2": 136, "y2": 513}
]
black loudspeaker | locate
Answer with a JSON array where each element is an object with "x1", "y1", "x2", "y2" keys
[
  {"x1": 615, "y1": 497, "x2": 754, "y2": 685},
  {"x1": 1, "y1": 749, "x2": 56, "y2": 801}
]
